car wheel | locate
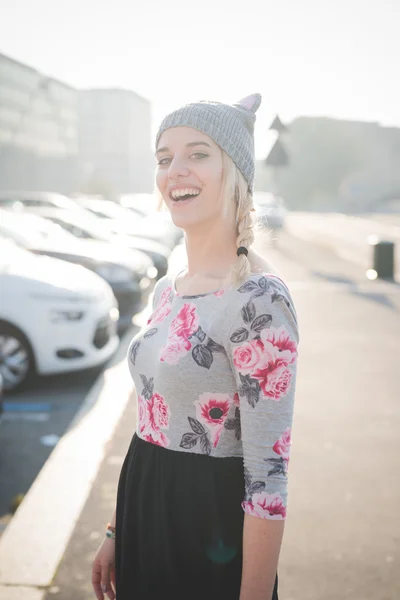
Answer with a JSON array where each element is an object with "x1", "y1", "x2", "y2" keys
[{"x1": 0, "y1": 324, "x2": 35, "y2": 393}]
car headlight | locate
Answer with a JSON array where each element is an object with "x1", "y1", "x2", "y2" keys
[
  {"x1": 147, "y1": 265, "x2": 158, "y2": 279},
  {"x1": 94, "y1": 264, "x2": 133, "y2": 283},
  {"x1": 49, "y1": 310, "x2": 84, "y2": 322},
  {"x1": 109, "y1": 306, "x2": 120, "y2": 322}
]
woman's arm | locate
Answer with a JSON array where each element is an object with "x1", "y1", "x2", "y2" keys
[
  {"x1": 239, "y1": 515, "x2": 284, "y2": 600},
  {"x1": 109, "y1": 508, "x2": 116, "y2": 528},
  {"x1": 223, "y1": 274, "x2": 299, "y2": 599}
]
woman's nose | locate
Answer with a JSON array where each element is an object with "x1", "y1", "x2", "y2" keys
[{"x1": 168, "y1": 157, "x2": 190, "y2": 180}]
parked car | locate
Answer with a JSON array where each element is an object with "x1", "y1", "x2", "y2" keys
[
  {"x1": 253, "y1": 192, "x2": 288, "y2": 230},
  {"x1": 0, "y1": 239, "x2": 119, "y2": 392},
  {"x1": 119, "y1": 193, "x2": 159, "y2": 215},
  {"x1": 119, "y1": 193, "x2": 182, "y2": 242},
  {"x1": 0, "y1": 190, "x2": 84, "y2": 212},
  {"x1": 70, "y1": 196, "x2": 179, "y2": 249},
  {"x1": 0, "y1": 189, "x2": 179, "y2": 249},
  {"x1": 20, "y1": 207, "x2": 171, "y2": 279},
  {"x1": 0, "y1": 210, "x2": 156, "y2": 332},
  {"x1": 0, "y1": 373, "x2": 4, "y2": 421}
]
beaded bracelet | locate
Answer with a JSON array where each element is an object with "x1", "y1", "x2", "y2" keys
[{"x1": 106, "y1": 523, "x2": 116, "y2": 539}]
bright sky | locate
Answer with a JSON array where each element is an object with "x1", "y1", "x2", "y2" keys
[{"x1": 1, "y1": 0, "x2": 399, "y2": 158}]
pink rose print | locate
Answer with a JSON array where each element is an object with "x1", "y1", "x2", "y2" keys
[
  {"x1": 149, "y1": 302, "x2": 171, "y2": 326},
  {"x1": 147, "y1": 286, "x2": 172, "y2": 325},
  {"x1": 138, "y1": 391, "x2": 170, "y2": 448},
  {"x1": 252, "y1": 359, "x2": 292, "y2": 400},
  {"x1": 160, "y1": 303, "x2": 199, "y2": 365},
  {"x1": 148, "y1": 392, "x2": 170, "y2": 430},
  {"x1": 273, "y1": 427, "x2": 291, "y2": 459},
  {"x1": 272, "y1": 427, "x2": 291, "y2": 470},
  {"x1": 260, "y1": 326, "x2": 297, "y2": 364},
  {"x1": 143, "y1": 428, "x2": 170, "y2": 448},
  {"x1": 213, "y1": 289, "x2": 225, "y2": 298},
  {"x1": 160, "y1": 335, "x2": 191, "y2": 365},
  {"x1": 233, "y1": 338, "x2": 264, "y2": 374},
  {"x1": 170, "y1": 303, "x2": 199, "y2": 339},
  {"x1": 137, "y1": 395, "x2": 149, "y2": 434},
  {"x1": 195, "y1": 393, "x2": 232, "y2": 447},
  {"x1": 234, "y1": 325, "x2": 297, "y2": 402},
  {"x1": 233, "y1": 392, "x2": 240, "y2": 407},
  {"x1": 242, "y1": 491, "x2": 287, "y2": 520}
]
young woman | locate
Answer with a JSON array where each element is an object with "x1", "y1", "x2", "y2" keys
[{"x1": 92, "y1": 93, "x2": 299, "y2": 600}]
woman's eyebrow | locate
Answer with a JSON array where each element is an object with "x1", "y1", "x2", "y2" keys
[{"x1": 155, "y1": 141, "x2": 212, "y2": 156}]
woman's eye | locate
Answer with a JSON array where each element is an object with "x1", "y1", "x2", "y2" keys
[{"x1": 157, "y1": 153, "x2": 208, "y2": 166}]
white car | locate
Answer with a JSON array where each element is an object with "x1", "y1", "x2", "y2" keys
[
  {"x1": 73, "y1": 196, "x2": 180, "y2": 249},
  {"x1": 0, "y1": 239, "x2": 119, "y2": 392},
  {"x1": 253, "y1": 192, "x2": 288, "y2": 230},
  {"x1": 0, "y1": 190, "x2": 84, "y2": 212}
]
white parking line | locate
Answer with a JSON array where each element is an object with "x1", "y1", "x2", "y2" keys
[{"x1": 1, "y1": 413, "x2": 50, "y2": 422}]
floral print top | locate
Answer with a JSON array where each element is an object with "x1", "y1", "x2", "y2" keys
[{"x1": 127, "y1": 272, "x2": 299, "y2": 520}]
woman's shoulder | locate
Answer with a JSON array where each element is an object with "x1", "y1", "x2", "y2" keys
[
  {"x1": 223, "y1": 269, "x2": 298, "y2": 334},
  {"x1": 231, "y1": 270, "x2": 292, "y2": 300}
]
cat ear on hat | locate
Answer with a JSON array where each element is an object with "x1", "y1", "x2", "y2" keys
[{"x1": 235, "y1": 93, "x2": 262, "y2": 114}]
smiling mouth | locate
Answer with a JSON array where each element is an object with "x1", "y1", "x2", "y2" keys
[{"x1": 169, "y1": 191, "x2": 201, "y2": 202}]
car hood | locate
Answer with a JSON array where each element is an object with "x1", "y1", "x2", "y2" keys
[
  {"x1": 110, "y1": 234, "x2": 170, "y2": 258},
  {"x1": 106, "y1": 217, "x2": 171, "y2": 239},
  {"x1": 1, "y1": 250, "x2": 112, "y2": 299},
  {"x1": 37, "y1": 238, "x2": 153, "y2": 272}
]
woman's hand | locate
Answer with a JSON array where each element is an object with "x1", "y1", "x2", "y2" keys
[{"x1": 92, "y1": 537, "x2": 116, "y2": 600}]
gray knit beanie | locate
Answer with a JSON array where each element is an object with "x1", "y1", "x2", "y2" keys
[{"x1": 155, "y1": 93, "x2": 262, "y2": 191}]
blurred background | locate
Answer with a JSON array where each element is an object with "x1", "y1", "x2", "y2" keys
[{"x1": 0, "y1": 1, "x2": 399, "y2": 599}]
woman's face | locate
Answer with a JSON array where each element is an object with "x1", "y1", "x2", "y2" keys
[{"x1": 155, "y1": 126, "x2": 224, "y2": 230}]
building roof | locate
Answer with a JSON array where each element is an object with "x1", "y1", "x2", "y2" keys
[{"x1": 0, "y1": 51, "x2": 75, "y2": 91}]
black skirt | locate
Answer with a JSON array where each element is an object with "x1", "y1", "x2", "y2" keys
[{"x1": 115, "y1": 434, "x2": 279, "y2": 600}]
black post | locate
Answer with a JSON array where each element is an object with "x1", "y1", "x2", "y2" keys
[{"x1": 368, "y1": 237, "x2": 395, "y2": 280}]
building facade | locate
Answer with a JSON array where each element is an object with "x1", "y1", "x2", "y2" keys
[
  {"x1": 78, "y1": 89, "x2": 154, "y2": 196},
  {"x1": 0, "y1": 53, "x2": 79, "y2": 192}
]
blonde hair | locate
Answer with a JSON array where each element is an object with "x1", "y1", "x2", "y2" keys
[
  {"x1": 219, "y1": 151, "x2": 255, "y2": 286},
  {"x1": 153, "y1": 150, "x2": 256, "y2": 287}
]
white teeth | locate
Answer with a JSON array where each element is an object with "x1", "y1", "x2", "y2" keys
[{"x1": 171, "y1": 188, "x2": 201, "y2": 199}]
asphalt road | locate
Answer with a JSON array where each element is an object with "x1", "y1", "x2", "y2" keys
[
  {"x1": 39, "y1": 223, "x2": 399, "y2": 600},
  {"x1": 0, "y1": 359, "x2": 115, "y2": 523},
  {"x1": 285, "y1": 212, "x2": 400, "y2": 280}
]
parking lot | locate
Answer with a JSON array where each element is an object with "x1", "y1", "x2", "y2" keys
[
  {"x1": 0, "y1": 191, "x2": 183, "y2": 535},
  {"x1": 0, "y1": 361, "x2": 106, "y2": 526}
]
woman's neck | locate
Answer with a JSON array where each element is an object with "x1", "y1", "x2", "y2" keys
[{"x1": 183, "y1": 222, "x2": 238, "y2": 280}]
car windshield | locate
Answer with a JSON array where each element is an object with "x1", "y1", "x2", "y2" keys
[
  {"x1": 0, "y1": 212, "x2": 75, "y2": 248},
  {"x1": 47, "y1": 213, "x2": 113, "y2": 241},
  {"x1": 86, "y1": 201, "x2": 136, "y2": 220},
  {"x1": 38, "y1": 193, "x2": 81, "y2": 210},
  {"x1": 120, "y1": 194, "x2": 158, "y2": 214}
]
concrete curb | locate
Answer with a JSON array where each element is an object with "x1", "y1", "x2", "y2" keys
[{"x1": 0, "y1": 306, "x2": 147, "y2": 597}]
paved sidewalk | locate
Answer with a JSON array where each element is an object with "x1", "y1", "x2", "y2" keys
[{"x1": 287, "y1": 212, "x2": 400, "y2": 279}]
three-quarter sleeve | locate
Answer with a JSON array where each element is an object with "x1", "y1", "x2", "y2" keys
[{"x1": 225, "y1": 274, "x2": 299, "y2": 520}]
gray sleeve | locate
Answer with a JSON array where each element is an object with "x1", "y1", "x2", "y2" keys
[{"x1": 225, "y1": 280, "x2": 299, "y2": 520}]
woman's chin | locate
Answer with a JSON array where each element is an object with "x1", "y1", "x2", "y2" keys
[{"x1": 170, "y1": 214, "x2": 197, "y2": 230}]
